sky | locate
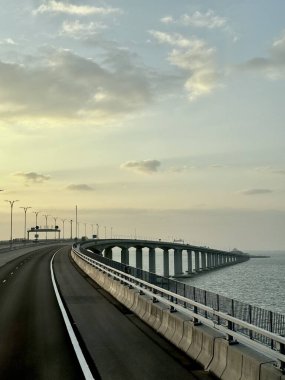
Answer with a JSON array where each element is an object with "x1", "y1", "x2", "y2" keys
[{"x1": 0, "y1": 0, "x2": 285, "y2": 250}]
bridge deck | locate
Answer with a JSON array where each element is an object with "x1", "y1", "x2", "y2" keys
[{"x1": 54, "y1": 247, "x2": 214, "y2": 380}]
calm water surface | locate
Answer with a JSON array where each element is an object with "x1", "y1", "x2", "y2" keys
[{"x1": 182, "y1": 251, "x2": 285, "y2": 315}]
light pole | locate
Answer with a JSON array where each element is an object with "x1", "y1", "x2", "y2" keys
[
  {"x1": 53, "y1": 216, "x2": 58, "y2": 240},
  {"x1": 33, "y1": 211, "x2": 41, "y2": 227},
  {"x1": 43, "y1": 214, "x2": 50, "y2": 240},
  {"x1": 84, "y1": 222, "x2": 87, "y2": 237},
  {"x1": 104, "y1": 226, "x2": 106, "y2": 239},
  {"x1": 96, "y1": 223, "x2": 99, "y2": 238},
  {"x1": 5, "y1": 200, "x2": 19, "y2": 249},
  {"x1": 61, "y1": 219, "x2": 66, "y2": 240},
  {"x1": 70, "y1": 219, "x2": 73, "y2": 239},
  {"x1": 111, "y1": 226, "x2": 113, "y2": 239},
  {"x1": 77, "y1": 222, "x2": 80, "y2": 238},
  {"x1": 90, "y1": 224, "x2": 94, "y2": 238},
  {"x1": 20, "y1": 206, "x2": 31, "y2": 241}
]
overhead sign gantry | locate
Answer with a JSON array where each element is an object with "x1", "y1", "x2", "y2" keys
[{"x1": 27, "y1": 226, "x2": 61, "y2": 240}]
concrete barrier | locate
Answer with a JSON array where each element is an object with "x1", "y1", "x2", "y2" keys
[
  {"x1": 71, "y1": 251, "x2": 284, "y2": 380},
  {"x1": 158, "y1": 309, "x2": 172, "y2": 336},
  {"x1": 208, "y1": 338, "x2": 229, "y2": 378},
  {"x1": 146, "y1": 301, "x2": 168, "y2": 331},
  {"x1": 240, "y1": 348, "x2": 276, "y2": 380},
  {"x1": 260, "y1": 363, "x2": 284, "y2": 380},
  {"x1": 196, "y1": 326, "x2": 224, "y2": 368},
  {"x1": 178, "y1": 320, "x2": 194, "y2": 352},
  {"x1": 124, "y1": 287, "x2": 138, "y2": 310},
  {"x1": 133, "y1": 294, "x2": 152, "y2": 320},
  {"x1": 168, "y1": 312, "x2": 192, "y2": 348}
]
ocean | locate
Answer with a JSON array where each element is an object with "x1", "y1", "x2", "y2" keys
[{"x1": 112, "y1": 248, "x2": 285, "y2": 315}]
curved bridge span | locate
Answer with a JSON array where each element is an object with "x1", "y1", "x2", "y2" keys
[{"x1": 80, "y1": 238, "x2": 249, "y2": 277}]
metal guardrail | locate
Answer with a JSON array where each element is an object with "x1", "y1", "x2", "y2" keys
[{"x1": 73, "y1": 247, "x2": 285, "y2": 370}]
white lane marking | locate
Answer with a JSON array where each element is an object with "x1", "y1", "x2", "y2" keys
[
  {"x1": 2, "y1": 280, "x2": 6, "y2": 283},
  {"x1": 10, "y1": 272, "x2": 13, "y2": 275},
  {"x1": 50, "y1": 249, "x2": 95, "y2": 380}
]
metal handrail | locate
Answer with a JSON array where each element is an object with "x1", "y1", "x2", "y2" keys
[{"x1": 72, "y1": 247, "x2": 285, "y2": 369}]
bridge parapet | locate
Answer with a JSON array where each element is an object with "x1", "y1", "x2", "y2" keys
[
  {"x1": 80, "y1": 238, "x2": 249, "y2": 277},
  {"x1": 71, "y1": 246, "x2": 285, "y2": 378}
]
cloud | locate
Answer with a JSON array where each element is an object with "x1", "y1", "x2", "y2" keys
[
  {"x1": 0, "y1": 38, "x2": 16, "y2": 46},
  {"x1": 159, "y1": 10, "x2": 238, "y2": 42},
  {"x1": 255, "y1": 166, "x2": 285, "y2": 175},
  {"x1": 0, "y1": 48, "x2": 152, "y2": 126},
  {"x1": 149, "y1": 31, "x2": 220, "y2": 100},
  {"x1": 180, "y1": 10, "x2": 227, "y2": 29},
  {"x1": 239, "y1": 189, "x2": 273, "y2": 196},
  {"x1": 121, "y1": 160, "x2": 161, "y2": 174},
  {"x1": 60, "y1": 20, "x2": 107, "y2": 39},
  {"x1": 160, "y1": 16, "x2": 174, "y2": 24},
  {"x1": 66, "y1": 184, "x2": 94, "y2": 191},
  {"x1": 13, "y1": 172, "x2": 50, "y2": 183},
  {"x1": 33, "y1": 1, "x2": 121, "y2": 16},
  {"x1": 239, "y1": 31, "x2": 285, "y2": 79}
]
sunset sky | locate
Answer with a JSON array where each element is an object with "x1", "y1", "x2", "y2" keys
[{"x1": 1, "y1": 0, "x2": 285, "y2": 250}]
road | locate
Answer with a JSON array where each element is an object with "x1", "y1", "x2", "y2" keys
[
  {"x1": 0, "y1": 244, "x2": 214, "y2": 379},
  {"x1": 0, "y1": 245, "x2": 84, "y2": 379}
]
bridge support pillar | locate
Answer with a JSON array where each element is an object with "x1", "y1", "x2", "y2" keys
[
  {"x1": 105, "y1": 247, "x2": 112, "y2": 259},
  {"x1": 121, "y1": 247, "x2": 129, "y2": 265},
  {"x1": 174, "y1": 248, "x2": 183, "y2": 276},
  {"x1": 194, "y1": 251, "x2": 200, "y2": 272},
  {"x1": 149, "y1": 247, "x2": 156, "y2": 273},
  {"x1": 213, "y1": 253, "x2": 218, "y2": 267},
  {"x1": 217, "y1": 254, "x2": 222, "y2": 266},
  {"x1": 201, "y1": 252, "x2": 206, "y2": 271},
  {"x1": 163, "y1": 249, "x2": 169, "y2": 277},
  {"x1": 207, "y1": 252, "x2": 211, "y2": 268},
  {"x1": 136, "y1": 247, "x2": 143, "y2": 269},
  {"x1": 187, "y1": 250, "x2": 193, "y2": 273}
]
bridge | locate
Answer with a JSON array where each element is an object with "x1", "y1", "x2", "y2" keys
[
  {"x1": 81, "y1": 238, "x2": 249, "y2": 277},
  {"x1": 0, "y1": 239, "x2": 283, "y2": 380}
]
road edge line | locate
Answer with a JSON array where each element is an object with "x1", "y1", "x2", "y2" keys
[{"x1": 50, "y1": 249, "x2": 95, "y2": 380}]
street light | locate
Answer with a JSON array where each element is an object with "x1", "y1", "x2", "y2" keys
[
  {"x1": 90, "y1": 224, "x2": 94, "y2": 238},
  {"x1": 43, "y1": 214, "x2": 50, "y2": 240},
  {"x1": 33, "y1": 211, "x2": 41, "y2": 227},
  {"x1": 84, "y1": 222, "x2": 87, "y2": 237},
  {"x1": 5, "y1": 200, "x2": 19, "y2": 249},
  {"x1": 61, "y1": 219, "x2": 67, "y2": 240},
  {"x1": 104, "y1": 226, "x2": 106, "y2": 239},
  {"x1": 111, "y1": 226, "x2": 113, "y2": 239},
  {"x1": 53, "y1": 216, "x2": 58, "y2": 240},
  {"x1": 70, "y1": 219, "x2": 73, "y2": 239},
  {"x1": 96, "y1": 223, "x2": 99, "y2": 238},
  {"x1": 20, "y1": 206, "x2": 31, "y2": 241}
]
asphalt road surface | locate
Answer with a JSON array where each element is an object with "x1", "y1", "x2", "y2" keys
[
  {"x1": 0, "y1": 245, "x2": 84, "y2": 379},
  {"x1": 0, "y1": 244, "x2": 215, "y2": 379},
  {"x1": 54, "y1": 246, "x2": 214, "y2": 380}
]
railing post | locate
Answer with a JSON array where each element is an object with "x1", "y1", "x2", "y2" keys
[
  {"x1": 204, "y1": 290, "x2": 208, "y2": 318},
  {"x1": 193, "y1": 287, "x2": 201, "y2": 325},
  {"x1": 170, "y1": 295, "x2": 177, "y2": 313},
  {"x1": 279, "y1": 337, "x2": 285, "y2": 373},
  {"x1": 249, "y1": 304, "x2": 253, "y2": 340},
  {"x1": 217, "y1": 293, "x2": 220, "y2": 325},
  {"x1": 227, "y1": 299, "x2": 237, "y2": 344},
  {"x1": 269, "y1": 310, "x2": 274, "y2": 349}
]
